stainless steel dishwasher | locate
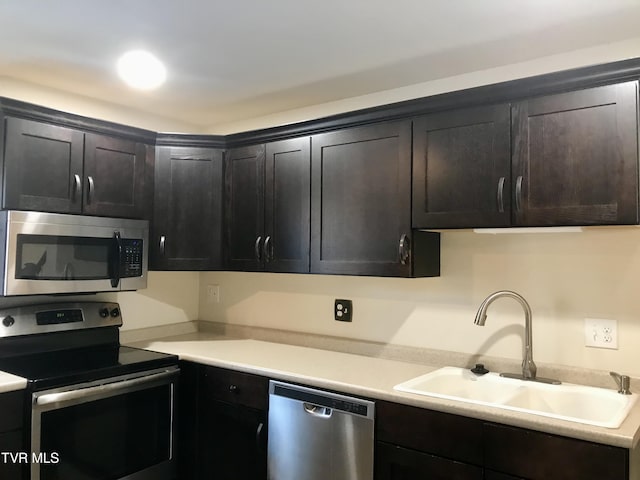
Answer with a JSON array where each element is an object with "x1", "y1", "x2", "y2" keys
[{"x1": 268, "y1": 380, "x2": 375, "y2": 480}]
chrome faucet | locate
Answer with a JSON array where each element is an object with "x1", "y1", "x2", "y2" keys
[{"x1": 474, "y1": 290, "x2": 559, "y2": 384}]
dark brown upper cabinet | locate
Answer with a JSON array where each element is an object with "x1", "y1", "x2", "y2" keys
[
  {"x1": 512, "y1": 81, "x2": 639, "y2": 226},
  {"x1": 151, "y1": 146, "x2": 224, "y2": 270},
  {"x1": 311, "y1": 121, "x2": 439, "y2": 277},
  {"x1": 2, "y1": 117, "x2": 148, "y2": 218},
  {"x1": 225, "y1": 138, "x2": 311, "y2": 273},
  {"x1": 412, "y1": 104, "x2": 511, "y2": 229}
]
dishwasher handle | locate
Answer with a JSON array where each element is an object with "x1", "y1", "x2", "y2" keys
[{"x1": 303, "y1": 402, "x2": 332, "y2": 418}]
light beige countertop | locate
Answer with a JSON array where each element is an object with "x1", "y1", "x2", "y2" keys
[
  {"x1": 0, "y1": 371, "x2": 27, "y2": 394},
  {"x1": 131, "y1": 333, "x2": 640, "y2": 449}
]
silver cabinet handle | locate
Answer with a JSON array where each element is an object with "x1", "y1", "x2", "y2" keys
[
  {"x1": 87, "y1": 176, "x2": 95, "y2": 204},
  {"x1": 399, "y1": 234, "x2": 411, "y2": 265},
  {"x1": 497, "y1": 177, "x2": 505, "y2": 213},
  {"x1": 254, "y1": 236, "x2": 263, "y2": 262},
  {"x1": 159, "y1": 235, "x2": 166, "y2": 256},
  {"x1": 263, "y1": 236, "x2": 272, "y2": 263},
  {"x1": 515, "y1": 176, "x2": 523, "y2": 212},
  {"x1": 73, "y1": 174, "x2": 81, "y2": 201}
]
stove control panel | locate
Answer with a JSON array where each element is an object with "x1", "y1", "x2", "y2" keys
[{"x1": 0, "y1": 302, "x2": 123, "y2": 337}]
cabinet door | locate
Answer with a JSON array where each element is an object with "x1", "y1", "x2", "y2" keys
[
  {"x1": 264, "y1": 137, "x2": 311, "y2": 273},
  {"x1": 197, "y1": 366, "x2": 268, "y2": 480},
  {"x1": 83, "y1": 133, "x2": 147, "y2": 218},
  {"x1": 198, "y1": 400, "x2": 267, "y2": 480},
  {"x1": 512, "y1": 81, "x2": 639, "y2": 226},
  {"x1": 375, "y1": 442, "x2": 483, "y2": 480},
  {"x1": 3, "y1": 117, "x2": 84, "y2": 213},
  {"x1": 152, "y1": 146, "x2": 223, "y2": 270},
  {"x1": 413, "y1": 105, "x2": 511, "y2": 228},
  {"x1": 225, "y1": 145, "x2": 265, "y2": 271},
  {"x1": 484, "y1": 422, "x2": 628, "y2": 480},
  {"x1": 311, "y1": 121, "x2": 412, "y2": 276}
]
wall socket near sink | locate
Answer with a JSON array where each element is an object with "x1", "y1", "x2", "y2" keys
[
  {"x1": 206, "y1": 284, "x2": 220, "y2": 303},
  {"x1": 584, "y1": 318, "x2": 618, "y2": 349}
]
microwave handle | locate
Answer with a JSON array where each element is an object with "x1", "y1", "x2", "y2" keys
[{"x1": 110, "y1": 231, "x2": 122, "y2": 288}]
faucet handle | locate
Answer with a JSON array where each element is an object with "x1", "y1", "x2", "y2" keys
[{"x1": 610, "y1": 371, "x2": 632, "y2": 395}]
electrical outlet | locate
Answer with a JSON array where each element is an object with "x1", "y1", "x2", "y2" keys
[
  {"x1": 584, "y1": 318, "x2": 618, "y2": 349},
  {"x1": 206, "y1": 285, "x2": 220, "y2": 304},
  {"x1": 334, "y1": 299, "x2": 353, "y2": 322}
]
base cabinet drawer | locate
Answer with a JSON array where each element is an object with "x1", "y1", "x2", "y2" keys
[{"x1": 484, "y1": 422, "x2": 628, "y2": 480}]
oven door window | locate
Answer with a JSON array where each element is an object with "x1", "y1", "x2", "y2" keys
[
  {"x1": 39, "y1": 383, "x2": 172, "y2": 480},
  {"x1": 16, "y1": 234, "x2": 113, "y2": 280}
]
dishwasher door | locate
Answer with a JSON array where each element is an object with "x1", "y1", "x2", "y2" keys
[{"x1": 268, "y1": 380, "x2": 375, "y2": 480}]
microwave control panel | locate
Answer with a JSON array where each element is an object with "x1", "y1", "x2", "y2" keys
[{"x1": 121, "y1": 239, "x2": 144, "y2": 277}]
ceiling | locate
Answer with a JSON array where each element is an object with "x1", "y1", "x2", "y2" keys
[{"x1": 1, "y1": 0, "x2": 640, "y2": 131}]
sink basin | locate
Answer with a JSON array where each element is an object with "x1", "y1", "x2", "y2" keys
[{"x1": 394, "y1": 367, "x2": 637, "y2": 428}]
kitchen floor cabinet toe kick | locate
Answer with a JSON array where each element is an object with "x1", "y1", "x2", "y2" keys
[{"x1": 178, "y1": 362, "x2": 639, "y2": 480}]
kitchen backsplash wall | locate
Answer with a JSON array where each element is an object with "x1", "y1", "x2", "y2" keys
[{"x1": 199, "y1": 229, "x2": 640, "y2": 376}]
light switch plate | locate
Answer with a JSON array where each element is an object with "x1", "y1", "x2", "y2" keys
[{"x1": 584, "y1": 318, "x2": 618, "y2": 349}]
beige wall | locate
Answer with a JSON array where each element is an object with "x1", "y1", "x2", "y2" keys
[
  {"x1": 199, "y1": 228, "x2": 640, "y2": 376},
  {"x1": 208, "y1": 37, "x2": 640, "y2": 134},
  {"x1": 0, "y1": 76, "x2": 200, "y2": 133}
]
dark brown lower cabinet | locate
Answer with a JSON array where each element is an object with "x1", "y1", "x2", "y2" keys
[
  {"x1": 375, "y1": 442, "x2": 483, "y2": 480},
  {"x1": 178, "y1": 362, "x2": 268, "y2": 480},
  {"x1": 0, "y1": 390, "x2": 26, "y2": 480},
  {"x1": 484, "y1": 422, "x2": 629, "y2": 480},
  {"x1": 376, "y1": 399, "x2": 632, "y2": 480}
]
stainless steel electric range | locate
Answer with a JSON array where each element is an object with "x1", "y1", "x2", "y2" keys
[{"x1": 0, "y1": 301, "x2": 179, "y2": 480}]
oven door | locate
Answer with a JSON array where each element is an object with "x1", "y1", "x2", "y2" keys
[
  {"x1": 3, "y1": 210, "x2": 148, "y2": 296},
  {"x1": 31, "y1": 367, "x2": 178, "y2": 480}
]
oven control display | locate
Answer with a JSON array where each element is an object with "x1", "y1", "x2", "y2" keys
[{"x1": 36, "y1": 309, "x2": 84, "y2": 325}]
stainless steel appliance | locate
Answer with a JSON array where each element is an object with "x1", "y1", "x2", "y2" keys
[
  {"x1": 268, "y1": 381, "x2": 375, "y2": 480},
  {"x1": 0, "y1": 210, "x2": 148, "y2": 296},
  {"x1": 0, "y1": 301, "x2": 178, "y2": 480}
]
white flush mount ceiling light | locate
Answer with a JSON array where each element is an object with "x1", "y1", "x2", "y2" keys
[{"x1": 116, "y1": 50, "x2": 166, "y2": 90}]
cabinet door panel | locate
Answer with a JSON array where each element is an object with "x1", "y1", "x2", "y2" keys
[
  {"x1": 512, "y1": 81, "x2": 639, "y2": 226},
  {"x1": 413, "y1": 105, "x2": 511, "y2": 228},
  {"x1": 225, "y1": 145, "x2": 265, "y2": 271},
  {"x1": 265, "y1": 137, "x2": 310, "y2": 273},
  {"x1": 484, "y1": 422, "x2": 628, "y2": 480},
  {"x1": 3, "y1": 117, "x2": 83, "y2": 213},
  {"x1": 375, "y1": 442, "x2": 482, "y2": 480},
  {"x1": 311, "y1": 121, "x2": 412, "y2": 276},
  {"x1": 152, "y1": 146, "x2": 223, "y2": 270},
  {"x1": 83, "y1": 133, "x2": 146, "y2": 218}
]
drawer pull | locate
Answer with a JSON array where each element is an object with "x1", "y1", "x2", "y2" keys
[{"x1": 229, "y1": 384, "x2": 238, "y2": 393}]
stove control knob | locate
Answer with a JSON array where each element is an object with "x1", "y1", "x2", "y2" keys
[
  {"x1": 2, "y1": 316, "x2": 14, "y2": 327},
  {"x1": 110, "y1": 307, "x2": 120, "y2": 318},
  {"x1": 99, "y1": 308, "x2": 110, "y2": 318}
]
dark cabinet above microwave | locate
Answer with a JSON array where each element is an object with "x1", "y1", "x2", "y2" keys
[{"x1": 2, "y1": 117, "x2": 149, "y2": 219}]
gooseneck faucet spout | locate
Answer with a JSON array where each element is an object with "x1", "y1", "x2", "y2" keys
[{"x1": 474, "y1": 290, "x2": 537, "y2": 381}]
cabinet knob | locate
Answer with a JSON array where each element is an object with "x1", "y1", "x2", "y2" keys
[{"x1": 229, "y1": 384, "x2": 238, "y2": 393}]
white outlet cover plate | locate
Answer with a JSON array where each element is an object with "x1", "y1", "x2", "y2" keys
[{"x1": 584, "y1": 317, "x2": 618, "y2": 349}]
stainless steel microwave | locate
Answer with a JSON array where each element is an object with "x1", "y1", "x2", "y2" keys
[{"x1": 0, "y1": 210, "x2": 148, "y2": 296}]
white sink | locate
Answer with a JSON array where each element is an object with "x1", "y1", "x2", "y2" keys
[{"x1": 394, "y1": 367, "x2": 637, "y2": 428}]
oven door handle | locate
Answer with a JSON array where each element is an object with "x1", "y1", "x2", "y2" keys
[{"x1": 35, "y1": 369, "x2": 176, "y2": 408}]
